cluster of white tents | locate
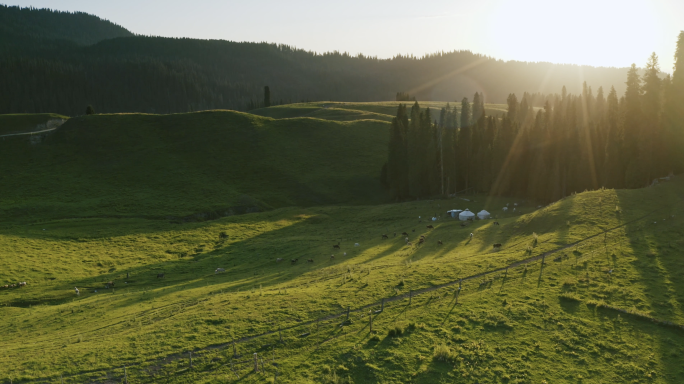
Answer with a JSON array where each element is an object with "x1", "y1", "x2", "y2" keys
[{"x1": 446, "y1": 209, "x2": 491, "y2": 221}]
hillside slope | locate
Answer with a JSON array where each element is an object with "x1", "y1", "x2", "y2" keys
[
  {"x1": 1, "y1": 176, "x2": 683, "y2": 383},
  {"x1": 0, "y1": 5, "x2": 132, "y2": 47},
  {"x1": 0, "y1": 110, "x2": 389, "y2": 224}
]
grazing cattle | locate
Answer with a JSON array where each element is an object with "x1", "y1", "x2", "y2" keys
[
  {"x1": 276, "y1": 258, "x2": 283, "y2": 262},
  {"x1": 407, "y1": 242, "x2": 413, "y2": 246},
  {"x1": 157, "y1": 273, "x2": 165, "y2": 279},
  {"x1": 513, "y1": 208, "x2": 516, "y2": 212},
  {"x1": 354, "y1": 243, "x2": 360, "y2": 247},
  {"x1": 405, "y1": 237, "x2": 409, "y2": 242},
  {"x1": 291, "y1": 258, "x2": 299, "y2": 264},
  {"x1": 75, "y1": 287, "x2": 80, "y2": 295},
  {"x1": 343, "y1": 252, "x2": 347, "y2": 256},
  {"x1": 2, "y1": 285, "x2": 7, "y2": 289},
  {"x1": 307, "y1": 259, "x2": 314, "y2": 263},
  {"x1": 333, "y1": 243, "x2": 340, "y2": 249},
  {"x1": 382, "y1": 234, "x2": 389, "y2": 239},
  {"x1": 104, "y1": 281, "x2": 114, "y2": 288},
  {"x1": 493, "y1": 243, "x2": 502, "y2": 249},
  {"x1": 401, "y1": 232, "x2": 409, "y2": 236},
  {"x1": 10, "y1": 284, "x2": 15, "y2": 288},
  {"x1": 393, "y1": 232, "x2": 397, "y2": 237},
  {"x1": 438, "y1": 240, "x2": 443, "y2": 245},
  {"x1": 330, "y1": 255, "x2": 335, "y2": 260},
  {"x1": 215, "y1": 268, "x2": 226, "y2": 274},
  {"x1": 493, "y1": 221, "x2": 500, "y2": 226},
  {"x1": 412, "y1": 229, "x2": 416, "y2": 233},
  {"x1": 470, "y1": 233, "x2": 474, "y2": 239},
  {"x1": 418, "y1": 238, "x2": 424, "y2": 244}
]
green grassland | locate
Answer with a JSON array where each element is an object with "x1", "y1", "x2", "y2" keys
[
  {"x1": 0, "y1": 113, "x2": 68, "y2": 135},
  {"x1": 1, "y1": 104, "x2": 684, "y2": 383},
  {"x1": 0, "y1": 110, "x2": 389, "y2": 225}
]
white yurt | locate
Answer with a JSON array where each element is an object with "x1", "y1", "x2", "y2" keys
[
  {"x1": 459, "y1": 209, "x2": 475, "y2": 221},
  {"x1": 477, "y1": 210, "x2": 491, "y2": 220}
]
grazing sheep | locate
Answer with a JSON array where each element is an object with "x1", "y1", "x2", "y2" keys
[
  {"x1": 401, "y1": 232, "x2": 409, "y2": 236},
  {"x1": 330, "y1": 255, "x2": 335, "y2": 260},
  {"x1": 157, "y1": 273, "x2": 165, "y2": 279},
  {"x1": 437, "y1": 240, "x2": 443, "y2": 245},
  {"x1": 215, "y1": 268, "x2": 226, "y2": 274},
  {"x1": 426, "y1": 225, "x2": 434, "y2": 229},
  {"x1": 407, "y1": 242, "x2": 413, "y2": 246},
  {"x1": 382, "y1": 234, "x2": 389, "y2": 239},
  {"x1": 514, "y1": 203, "x2": 518, "y2": 206},
  {"x1": 513, "y1": 208, "x2": 516, "y2": 212},
  {"x1": 291, "y1": 258, "x2": 299, "y2": 264},
  {"x1": 307, "y1": 259, "x2": 314, "y2": 263},
  {"x1": 354, "y1": 243, "x2": 359, "y2": 247},
  {"x1": 503, "y1": 207, "x2": 508, "y2": 212},
  {"x1": 18, "y1": 281, "x2": 27, "y2": 287},
  {"x1": 343, "y1": 252, "x2": 347, "y2": 256},
  {"x1": 418, "y1": 238, "x2": 425, "y2": 244},
  {"x1": 493, "y1": 221, "x2": 500, "y2": 226},
  {"x1": 405, "y1": 237, "x2": 409, "y2": 242},
  {"x1": 470, "y1": 233, "x2": 474, "y2": 239},
  {"x1": 75, "y1": 287, "x2": 80, "y2": 296},
  {"x1": 276, "y1": 258, "x2": 283, "y2": 262}
]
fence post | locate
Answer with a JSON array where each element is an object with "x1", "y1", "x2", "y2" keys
[
  {"x1": 254, "y1": 353, "x2": 258, "y2": 373},
  {"x1": 124, "y1": 365, "x2": 128, "y2": 384}
]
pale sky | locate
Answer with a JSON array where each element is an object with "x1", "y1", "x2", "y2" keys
[{"x1": 9, "y1": 0, "x2": 683, "y2": 72}]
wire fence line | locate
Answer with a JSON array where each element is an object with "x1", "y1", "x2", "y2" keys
[{"x1": 6, "y1": 203, "x2": 680, "y2": 383}]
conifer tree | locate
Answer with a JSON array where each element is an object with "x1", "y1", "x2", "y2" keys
[
  {"x1": 664, "y1": 32, "x2": 684, "y2": 173},
  {"x1": 264, "y1": 86, "x2": 271, "y2": 108}
]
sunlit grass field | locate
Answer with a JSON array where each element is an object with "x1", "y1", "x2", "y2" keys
[{"x1": 1, "y1": 104, "x2": 684, "y2": 383}]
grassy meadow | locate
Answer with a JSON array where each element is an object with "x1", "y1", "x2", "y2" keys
[{"x1": 1, "y1": 103, "x2": 684, "y2": 383}]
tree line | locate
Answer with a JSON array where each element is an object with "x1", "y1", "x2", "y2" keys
[{"x1": 386, "y1": 34, "x2": 684, "y2": 202}]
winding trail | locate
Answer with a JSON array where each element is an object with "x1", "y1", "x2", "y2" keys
[{"x1": 0, "y1": 127, "x2": 60, "y2": 138}]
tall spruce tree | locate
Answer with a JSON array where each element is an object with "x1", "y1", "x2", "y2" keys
[
  {"x1": 664, "y1": 32, "x2": 684, "y2": 173},
  {"x1": 264, "y1": 86, "x2": 271, "y2": 107}
]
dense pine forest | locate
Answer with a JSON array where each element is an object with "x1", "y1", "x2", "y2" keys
[
  {"x1": 386, "y1": 35, "x2": 684, "y2": 202},
  {"x1": 0, "y1": 5, "x2": 650, "y2": 116}
]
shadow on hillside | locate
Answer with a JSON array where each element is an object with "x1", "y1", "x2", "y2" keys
[{"x1": 613, "y1": 180, "x2": 684, "y2": 384}]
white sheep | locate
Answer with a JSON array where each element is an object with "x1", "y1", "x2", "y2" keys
[
  {"x1": 75, "y1": 287, "x2": 79, "y2": 296},
  {"x1": 215, "y1": 268, "x2": 226, "y2": 274},
  {"x1": 354, "y1": 243, "x2": 359, "y2": 247}
]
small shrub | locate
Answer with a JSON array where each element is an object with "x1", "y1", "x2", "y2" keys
[{"x1": 433, "y1": 343, "x2": 452, "y2": 361}]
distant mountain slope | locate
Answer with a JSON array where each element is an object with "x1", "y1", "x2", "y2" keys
[
  {"x1": 0, "y1": 110, "x2": 389, "y2": 223},
  {"x1": 0, "y1": 28, "x2": 638, "y2": 116},
  {"x1": 0, "y1": 5, "x2": 132, "y2": 46}
]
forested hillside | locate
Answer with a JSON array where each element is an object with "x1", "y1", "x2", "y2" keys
[
  {"x1": 387, "y1": 34, "x2": 684, "y2": 202},
  {"x1": 0, "y1": 6, "x2": 644, "y2": 116},
  {"x1": 0, "y1": 5, "x2": 131, "y2": 47}
]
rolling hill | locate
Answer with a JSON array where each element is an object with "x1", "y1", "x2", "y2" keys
[
  {"x1": 1, "y1": 167, "x2": 682, "y2": 383},
  {"x1": 0, "y1": 110, "x2": 390, "y2": 225}
]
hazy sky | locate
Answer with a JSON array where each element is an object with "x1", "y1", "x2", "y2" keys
[{"x1": 9, "y1": 0, "x2": 683, "y2": 72}]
